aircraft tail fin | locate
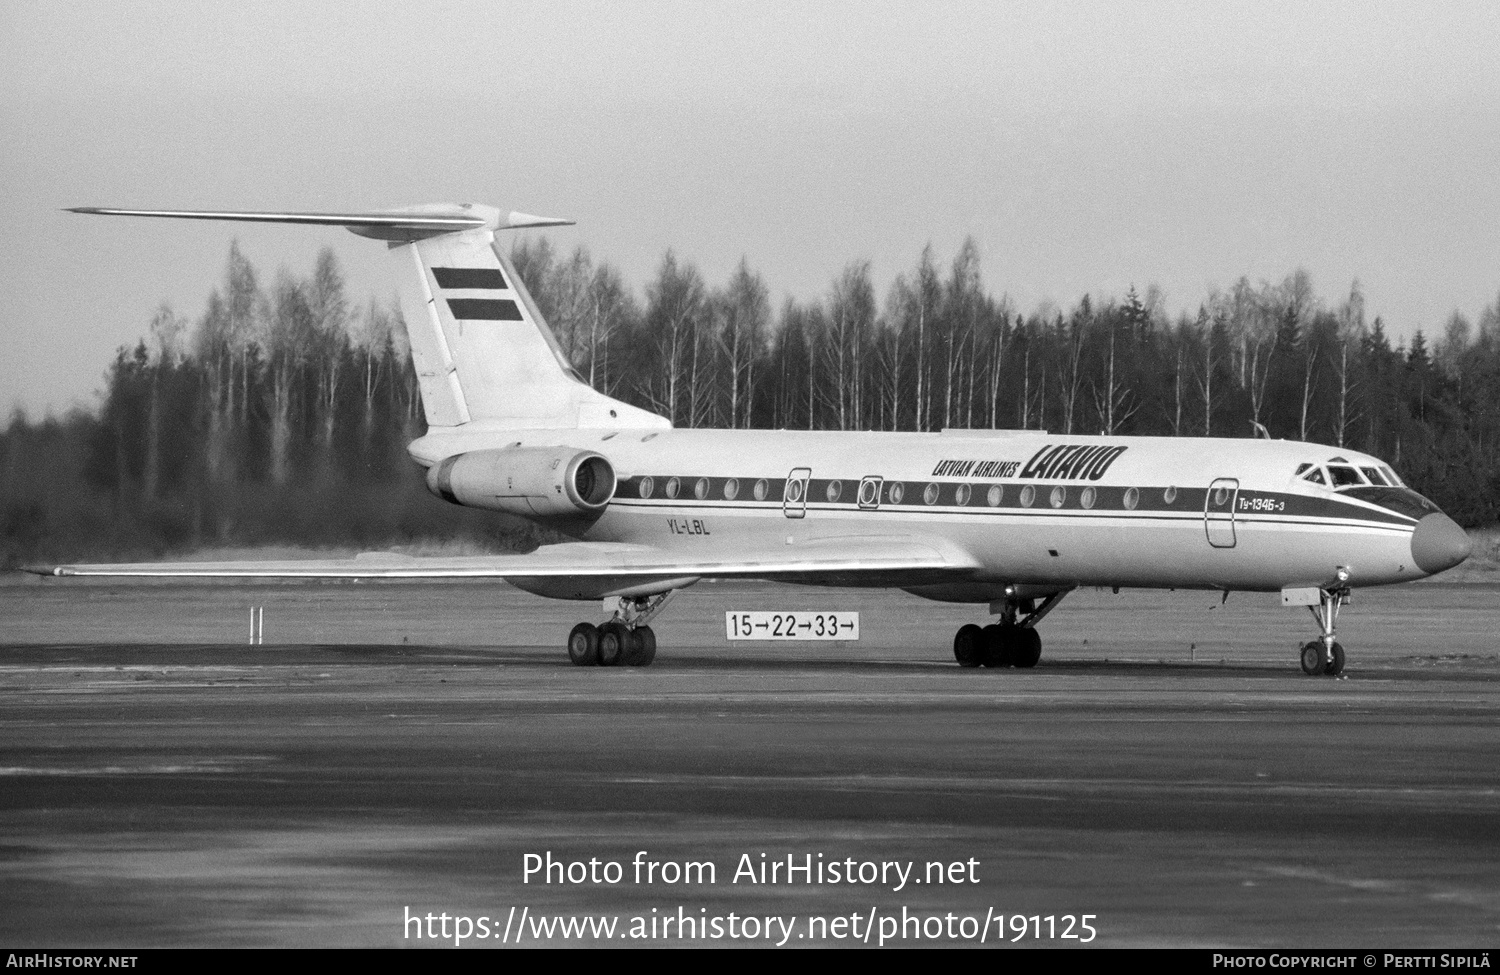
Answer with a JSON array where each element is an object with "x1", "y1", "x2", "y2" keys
[{"x1": 69, "y1": 204, "x2": 670, "y2": 432}]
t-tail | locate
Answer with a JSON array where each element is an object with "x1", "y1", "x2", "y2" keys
[{"x1": 69, "y1": 204, "x2": 670, "y2": 434}]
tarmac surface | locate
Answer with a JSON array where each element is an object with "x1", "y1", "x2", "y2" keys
[{"x1": 1, "y1": 578, "x2": 1498, "y2": 947}]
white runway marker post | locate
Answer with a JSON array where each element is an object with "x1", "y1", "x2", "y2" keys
[{"x1": 249, "y1": 606, "x2": 264, "y2": 645}]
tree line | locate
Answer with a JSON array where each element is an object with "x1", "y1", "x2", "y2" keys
[{"x1": 4, "y1": 238, "x2": 1498, "y2": 565}]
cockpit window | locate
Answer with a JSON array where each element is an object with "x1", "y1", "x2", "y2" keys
[
  {"x1": 1381, "y1": 465, "x2": 1404, "y2": 487},
  {"x1": 1302, "y1": 467, "x2": 1327, "y2": 486},
  {"x1": 1327, "y1": 465, "x2": 1365, "y2": 488},
  {"x1": 1295, "y1": 463, "x2": 1312, "y2": 476},
  {"x1": 1360, "y1": 466, "x2": 1388, "y2": 486}
]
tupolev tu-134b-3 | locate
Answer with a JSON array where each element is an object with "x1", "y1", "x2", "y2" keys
[{"x1": 34, "y1": 203, "x2": 1472, "y2": 676}]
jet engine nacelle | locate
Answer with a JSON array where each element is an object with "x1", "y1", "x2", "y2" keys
[{"x1": 426, "y1": 447, "x2": 616, "y2": 520}]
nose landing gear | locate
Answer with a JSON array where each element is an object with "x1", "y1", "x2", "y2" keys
[{"x1": 1298, "y1": 587, "x2": 1348, "y2": 677}]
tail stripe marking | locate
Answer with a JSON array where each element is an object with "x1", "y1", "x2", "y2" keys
[
  {"x1": 446, "y1": 298, "x2": 524, "y2": 321},
  {"x1": 432, "y1": 267, "x2": 509, "y2": 290}
]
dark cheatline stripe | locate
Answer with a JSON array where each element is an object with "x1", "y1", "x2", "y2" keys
[
  {"x1": 616, "y1": 475, "x2": 1425, "y2": 529},
  {"x1": 446, "y1": 298, "x2": 523, "y2": 321},
  {"x1": 433, "y1": 267, "x2": 509, "y2": 290}
]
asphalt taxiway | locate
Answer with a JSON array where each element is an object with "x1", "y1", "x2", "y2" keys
[{"x1": 1, "y1": 579, "x2": 1497, "y2": 947}]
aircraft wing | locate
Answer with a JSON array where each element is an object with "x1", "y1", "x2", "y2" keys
[{"x1": 28, "y1": 535, "x2": 977, "y2": 589}]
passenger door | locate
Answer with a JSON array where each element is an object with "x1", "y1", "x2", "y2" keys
[{"x1": 1204, "y1": 477, "x2": 1239, "y2": 548}]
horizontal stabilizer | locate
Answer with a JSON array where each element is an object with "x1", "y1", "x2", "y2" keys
[
  {"x1": 500, "y1": 211, "x2": 576, "y2": 229},
  {"x1": 67, "y1": 205, "x2": 573, "y2": 241}
]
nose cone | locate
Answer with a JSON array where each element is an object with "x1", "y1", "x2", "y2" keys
[{"x1": 1411, "y1": 512, "x2": 1472, "y2": 575}]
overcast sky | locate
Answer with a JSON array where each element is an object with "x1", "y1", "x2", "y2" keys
[{"x1": 4, "y1": 1, "x2": 1498, "y2": 416}]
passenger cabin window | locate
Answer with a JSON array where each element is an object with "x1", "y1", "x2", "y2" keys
[{"x1": 1302, "y1": 467, "x2": 1327, "y2": 486}]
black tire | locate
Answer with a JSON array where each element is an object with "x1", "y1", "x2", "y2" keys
[
  {"x1": 982, "y1": 623, "x2": 1010, "y2": 668},
  {"x1": 1012, "y1": 627, "x2": 1042, "y2": 668},
  {"x1": 626, "y1": 625, "x2": 657, "y2": 667},
  {"x1": 1325, "y1": 641, "x2": 1346, "y2": 677},
  {"x1": 954, "y1": 624, "x2": 984, "y2": 668},
  {"x1": 598, "y1": 621, "x2": 628, "y2": 667},
  {"x1": 1299, "y1": 641, "x2": 1326, "y2": 676},
  {"x1": 568, "y1": 622, "x2": 600, "y2": 666}
]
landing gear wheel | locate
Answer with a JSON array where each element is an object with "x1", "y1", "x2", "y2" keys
[
  {"x1": 954, "y1": 624, "x2": 984, "y2": 668},
  {"x1": 982, "y1": 624, "x2": 1010, "y2": 668},
  {"x1": 1012, "y1": 627, "x2": 1042, "y2": 668},
  {"x1": 625, "y1": 626, "x2": 657, "y2": 667},
  {"x1": 1325, "y1": 641, "x2": 1346, "y2": 677},
  {"x1": 568, "y1": 622, "x2": 601, "y2": 667},
  {"x1": 1299, "y1": 641, "x2": 1326, "y2": 676},
  {"x1": 598, "y1": 621, "x2": 630, "y2": 667}
]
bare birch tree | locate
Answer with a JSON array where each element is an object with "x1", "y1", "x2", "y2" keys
[
  {"x1": 307, "y1": 248, "x2": 350, "y2": 455},
  {"x1": 194, "y1": 243, "x2": 261, "y2": 487},
  {"x1": 264, "y1": 273, "x2": 315, "y2": 487},
  {"x1": 642, "y1": 252, "x2": 706, "y2": 426},
  {"x1": 1194, "y1": 307, "x2": 1218, "y2": 436},
  {"x1": 585, "y1": 262, "x2": 635, "y2": 395},
  {"x1": 884, "y1": 247, "x2": 943, "y2": 431},
  {"x1": 824, "y1": 261, "x2": 875, "y2": 430},
  {"x1": 944, "y1": 239, "x2": 984, "y2": 430},
  {"x1": 1091, "y1": 314, "x2": 1137, "y2": 435},
  {"x1": 1059, "y1": 306, "x2": 1088, "y2": 435},
  {"x1": 143, "y1": 303, "x2": 187, "y2": 500},
  {"x1": 714, "y1": 259, "x2": 770, "y2": 429}
]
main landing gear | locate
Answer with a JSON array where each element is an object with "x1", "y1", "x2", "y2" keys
[
  {"x1": 568, "y1": 621, "x2": 656, "y2": 667},
  {"x1": 1299, "y1": 587, "x2": 1348, "y2": 677},
  {"x1": 566, "y1": 591, "x2": 675, "y2": 668},
  {"x1": 952, "y1": 590, "x2": 1069, "y2": 669}
]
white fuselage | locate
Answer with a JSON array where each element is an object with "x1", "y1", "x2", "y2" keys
[{"x1": 411, "y1": 425, "x2": 1441, "y2": 597}]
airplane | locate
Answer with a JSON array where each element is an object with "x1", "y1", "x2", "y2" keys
[{"x1": 32, "y1": 203, "x2": 1473, "y2": 676}]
